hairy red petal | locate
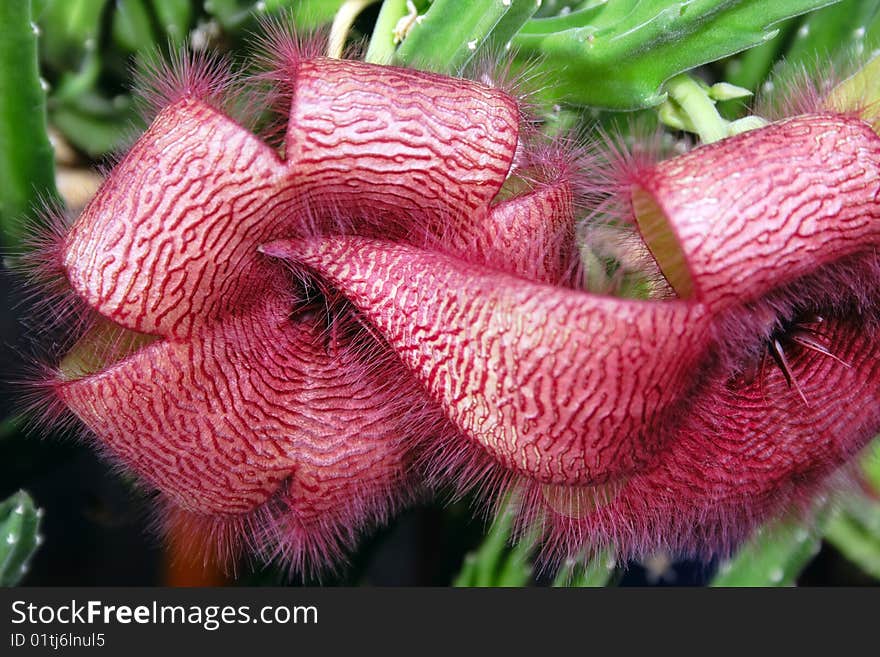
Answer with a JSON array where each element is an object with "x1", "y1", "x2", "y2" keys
[
  {"x1": 454, "y1": 179, "x2": 578, "y2": 285},
  {"x1": 263, "y1": 236, "x2": 711, "y2": 485},
  {"x1": 54, "y1": 55, "x2": 527, "y2": 571},
  {"x1": 62, "y1": 101, "x2": 285, "y2": 338},
  {"x1": 52, "y1": 32, "x2": 880, "y2": 575},
  {"x1": 631, "y1": 114, "x2": 880, "y2": 306},
  {"x1": 63, "y1": 63, "x2": 521, "y2": 340},
  {"x1": 56, "y1": 294, "x2": 425, "y2": 553},
  {"x1": 533, "y1": 318, "x2": 880, "y2": 560},
  {"x1": 284, "y1": 58, "x2": 519, "y2": 220}
]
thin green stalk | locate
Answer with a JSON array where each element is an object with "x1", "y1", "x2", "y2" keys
[
  {"x1": 453, "y1": 497, "x2": 534, "y2": 587},
  {"x1": 328, "y1": 0, "x2": 379, "y2": 58},
  {"x1": 152, "y1": 0, "x2": 194, "y2": 44},
  {"x1": 0, "y1": 0, "x2": 59, "y2": 249},
  {"x1": 365, "y1": 0, "x2": 409, "y2": 63},
  {"x1": 665, "y1": 74, "x2": 728, "y2": 144},
  {"x1": 862, "y1": 439, "x2": 880, "y2": 493},
  {"x1": 824, "y1": 510, "x2": 880, "y2": 580},
  {"x1": 710, "y1": 518, "x2": 822, "y2": 586}
]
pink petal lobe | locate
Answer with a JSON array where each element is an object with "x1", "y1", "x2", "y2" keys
[
  {"x1": 283, "y1": 58, "x2": 520, "y2": 221},
  {"x1": 62, "y1": 100, "x2": 286, "y2": 339},
  {"x1": 533, "y1": 317, "x2": 880, "y2": 560},
  {"x1": 448, "y1": 179, "x2": 578, "y2": 285},
  {"x1": 52, "y1": 56, "x2": 531, "y2": 570},
  {"x1": 262, "y1": 237, "x2": 712, "y2": 485},
  {"x1": 56, "y1": 294, "x2": 425, "y2": 563},
  {"x1": 631, "y1": 114, "x2": 880, "y2": 307}
]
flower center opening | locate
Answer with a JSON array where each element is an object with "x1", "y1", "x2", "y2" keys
[
  {"x1": 58, "y1": 316, "x2": 161, "y2": 382},
  {"x1": 630, "y1": 186, "x2": 695, "y2": 299},
  {"x1": 730, "y1": 310, "x2": 851, "y2": 405}
]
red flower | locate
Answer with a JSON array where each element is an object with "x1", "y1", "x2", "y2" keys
[{"x1": 43, "y1": 30, "x2": 880, "y2": 573}]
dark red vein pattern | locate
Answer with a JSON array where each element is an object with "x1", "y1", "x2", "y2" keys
[
  {"x1": 60, "y1": 293, "x2": 422, "y2": 519},
  {"x1": 543, "y1": 316, "x2": 880, "y2": 558},
  {"x1": 286, "y1": 59, "x2": 518, "y2": 220},
  {"x1": 453, "y1": 179, "x2": 578, "y2": 285}
]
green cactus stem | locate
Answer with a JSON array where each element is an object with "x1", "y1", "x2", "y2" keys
[
  {"x1": 393, "y1": 0, "x2": 540, "y2": 74},
  {"x1": 513, "y1": 0, "x2": 840, "y2": 109},
  {"x1": 0, "y1": 491, "x2": 44, "y2": 586},
  {"x1": 710, "y1": 518, "x2": 823, "y2": 587},
  {"x1": 0, "y1": 0, "x2": 58, "y2": 249}
]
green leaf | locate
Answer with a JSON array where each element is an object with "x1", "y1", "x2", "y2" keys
[
  {"x1": 862, "y1": 438, "x2": 880, "y2": 493},
  {"x1": 453, "y1": 499, "x2": 533, "y2": 587},
  {"x1": 513, "y1": 0, "x2": 842, "y2": 109},
  {"x1": 0, "y1": 491, "x2": 43, "y2": 586},
  {"x1": 284, "y1": 0, "x2": 352, "y2": 27},
  {"x1": 710, "y1": 518, "x2": 822, "y2": 587},
  {"x1": 207, "y1": 0, "x2": 348, "y2": 31},
  {"x1": 535, "y1": 1, "x2": 602, "y2": 18},
  {"x1": 818, "y1": 440, "x2": 880, "y2": 581},
  {"x1": 36, "y1": 0, "x2": 108, "y2": 72},
  {"x1": 152, "y1": 0, "x2": 195, "y2": 44},
  {"x1": 204, "y1": 0, "x2": 257, "y2": 29},
  {"x1": 0, "y1": 0, "x2": 59, "y2": 249},
  {"x1": 551, "y1": 549, "x2": 616, "y2": 587},
  {"x1": 113, "y1": 0, "x2": 157, "y2": 53},
  {"x1": 50, "y1": 92, "x2": 140, "y2": 158},
  {"x1": 487, "y1": 0, "x2": 545, "y2": 52},
  {"x1": 393, "y1": 0, "x2": 540, "y2": 74},
  {"x1": 722, "y1": 18, "x2": 797, "y2": 94},
  {"x1": 784, "y1": 0, "x2": 880, "y2": 65},
  {"x1": 823, "y1": 499, "x2": 880, "y2": 581}
]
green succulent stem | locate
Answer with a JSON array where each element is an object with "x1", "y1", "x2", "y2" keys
[
  {"x1": 786, "y1": 0, "x2": 880, "y2": 65},
  {"x1": 365, "y1": 0, "x2": 409, "y2": 63},
  {"x1": 823, "y1": 506, "x2": 880, "y2": 580},
  {"x1": 710, "y1": 517, "x2": 823, "y2": 586},
  {"x1": 0, "y1": 490, "x2": 43, "y2": 586},
  {"x1": 513, "y1": 0, "x2": 841, "y2": 110},
  {"x1": 723, "y1": 18, "x2": 796, "y2": 95},
  {"x1": 0, "y1": 0, "x2": 59, "y2": 249},
  {"x1": 863, "y1": 440, "x2": 880, "y2": 493},
  {"x1": 659, "y1": 74, "x2": 768, "y2": 143},
  {"x1": 393, "y1": 0, "x2": 538, "y2": 74},
  {"x1": 551, "y1": 549, "x2": 616, "y2": 587},
  {"x1": 453, "y1": 496, "x2": 535, "y2": 587}
]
